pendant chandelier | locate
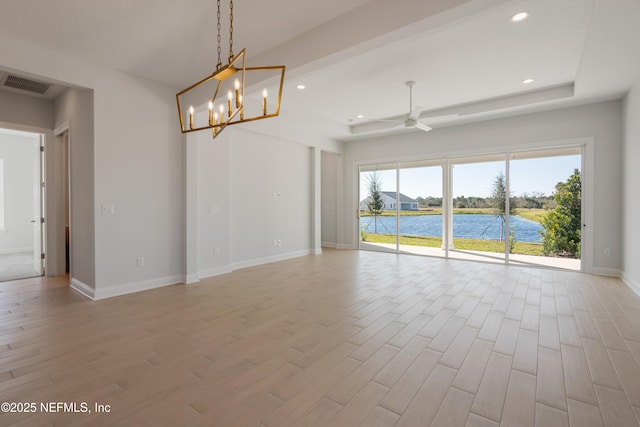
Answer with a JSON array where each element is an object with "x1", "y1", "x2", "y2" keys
[{"x1": 176, "y1": 0, "x2": 286, "y2": 139}]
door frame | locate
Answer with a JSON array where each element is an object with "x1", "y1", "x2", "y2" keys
[
  {"x1": 0, "y1": 120, "x2": 62, "y2": 276},
  {"x1": 353, "y1": 137, "x2": 594, "y2": 273},
  {"x1": 32, "y1": 134, "x2": 44, "y2": 274},
  {"x1": 53, "y1": 121, "x2": 72, "y2": 278}
]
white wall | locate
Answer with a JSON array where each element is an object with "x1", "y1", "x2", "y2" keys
[
  {"x1": 196, "y1": 128, "x2": 231, "y2": 277},
  {"x1": 230, "y1": 128, "x2": 312, "y2": 267},
  {"x1": 0, "y1": 33, "x2": 183, "y2": 299},
  {"x1": 321, "y1": 151, "x2": 339, "y2": 247},
  {"x1": 54, "y1": 88, "x2": 95, "y2": 286},
  {"x1": 623, "y1": 80, "x2": 640, "y2": 292},
  {"x1": 0, "y1": 132, "x2": 37, "y2": 253},
  {"x1": 91, "y1": 73, "x2": 183, "y2": 298},
  {"x1": 185, "y1": 108, "x2": 323, "y2": 279},
  {"x1": 0, "y1": 90, "x2": 53, "y2": 129},
  {"x1": 341, "y1": 101, "x2": 623, "y2": 274}
]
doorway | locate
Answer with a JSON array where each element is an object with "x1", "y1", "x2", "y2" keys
[
  {"x1": 60, "y1": 131, "x2": 70, "y2": 274},
  {"x1": 0, "y1": 127, "x2": 44, "y2": 281}
]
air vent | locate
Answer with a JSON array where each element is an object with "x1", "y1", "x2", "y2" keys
[{"x1": 3, "y1": 74, "x2": 51, "y2": 95}]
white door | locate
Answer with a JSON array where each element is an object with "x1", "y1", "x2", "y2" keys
[{"x1": 32, "y1": 138, "x2": 43, "y2": 275}]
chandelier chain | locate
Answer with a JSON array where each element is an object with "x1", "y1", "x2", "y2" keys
[
  {"x1": 228, "y1": 0, "x2": 234, "y2": 62},
  {"x1": 216, "y1": 0, "x2": 222, "y2": 69}
]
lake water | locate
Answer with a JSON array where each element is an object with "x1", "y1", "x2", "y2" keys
[{"x1": 360, "y1": 214, "x2": 543, "y2": 243}]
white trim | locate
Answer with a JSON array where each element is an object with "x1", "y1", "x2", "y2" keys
[
  {"x1": 581, "y1": 138, "x2": 595, "y2": 274},
  {"x1": 622, "y1": 273, "x2": 640, "y2": 297},
  {"x1": 591, "y1": 267, "x2": 623, "y2": 277},
  {"x1": 182, "y1": 273, "x2": 199, "y2": 284},
  {"x1": 312, "y1": 248, "x2": 323, "y2": 255},
  {"x1": 231, "y1": 249, "x2": 312, "y2": 270},
  {"x1": 53, "y1": 121, "x2": 70, "y2": 136},
  {"x1": 198, "y1": 266, "x2": 232, "y2": 279},
  {"x1": 92, "y1": 275, "x2": 183, "y2": 300},
  {"x1": 336, "y1": 243, "x2": 354, "y2": 250},
  {"x1": 0, "y1": 247, "x2": 34, "y2": 255},
  {"x1": 70, "y1": 277, "x2": 95, "y2": 300},
  {"x1": 321, "y1": 241, "x2": 337, "y2": 248}
]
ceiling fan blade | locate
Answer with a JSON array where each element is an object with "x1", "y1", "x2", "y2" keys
[
  {"x1": 408, "y1": 107, "x2": 423, "y2": 121},
  {"x1": 415, "y1": 122, "x2": 432, "y2": 132}
]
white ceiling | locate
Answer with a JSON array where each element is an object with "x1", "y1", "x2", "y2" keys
[{"x1": 1, "y1": 0, "x2": 640, "y2": 140}]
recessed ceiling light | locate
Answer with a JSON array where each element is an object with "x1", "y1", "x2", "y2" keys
[
  {"x1": 523, "y1": 78, "x2": 534, "y2": 84},
  {"x1": 296, "y1": 84, "x2": 306, "y2": 90},
  {"x1": 356, "y1": 114, "x2": 365, "y2": 119},
  {"x1": 511, "y1": 12, "x2": 529, "y2": 22}
]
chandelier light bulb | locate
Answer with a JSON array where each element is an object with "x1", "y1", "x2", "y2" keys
[
  {"x1": 234, "y1": 79, "x2": 241, "y2": 108},
  {"x1": 262, "y1": 89, "x2": 268, "y2": 116}
]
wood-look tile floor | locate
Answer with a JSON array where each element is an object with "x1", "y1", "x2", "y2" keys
[{"x1": 1, "y1": 249, "x2": 640, "y2": 426}]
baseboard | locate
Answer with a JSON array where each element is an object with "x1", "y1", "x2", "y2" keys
[
  {"x1": 336, "y1": 244, "x2": 354, "y2": 250},
  {"x1": 321, "y1": 241, "x2": 337, "y2": 249},
  {"x1": 182, "y1": 273, "x2": 200, "y2": 284},
  {"x1": 591, "y1": 267, "x2": 622, "y2": 277},
  {"x1": 79, "y1": 249, "x2": 316, "y2": 300},
  {"x1": 93, "y1": 275, "x2": 183, "y2": 300},
  {"x1": 70, "y1": 278, "x2": 95, "y2": 300},
  {"x1": 622, "y1": 273, "x2": 640, "y2": 297},
  {"x1": 231, "y1": 249, "x2": 311, "y2": 270},
  {"x1": 0, "y1": 246, "x2": 33, "y2": 255},
  {"x1": 312, "y1": 248, "x2": 323, "y2": 255},
  {"x1": 198, "y1": 265, "x2": 232, "y2": 280}
]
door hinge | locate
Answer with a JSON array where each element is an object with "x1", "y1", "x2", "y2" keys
[
  {"x1": 41, "y1": 182, "x2": 45, "y2": 188},
  {"x1": 41, "y1": 253, "x2": 45, "y2": 260},
  {"x1": 40, "y1": 146, "x2": 44, "y2": 152},
  {"x1": 41, "y1": 217, "x2": 45, "y2": 224}
]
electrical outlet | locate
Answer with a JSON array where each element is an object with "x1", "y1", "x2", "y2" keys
[
  {"x1": 102, "y1": 205, "x2": 115, "y2": 215},
  {"x1": 604, "y1": 248, "x2": 611, "y2": 256},
  {"x1": 273, "y1": 239, "x2": 277, "y2": 246},
  {"x1": 137, "y1": 257, "x2": 144, "y2": 267},
  {"x1": 214, "y1": 248, "x2": 220, "y2": 256},
  {"x1": 277, "y1": 239, "x2": 282, "y2": 246}
]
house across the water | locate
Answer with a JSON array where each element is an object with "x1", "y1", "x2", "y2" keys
[{"x1": 360, "y1": 191, "x2": 419, "y2": 211}]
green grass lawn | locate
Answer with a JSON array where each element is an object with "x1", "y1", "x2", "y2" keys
[
  {"x1": 362, "y1": 233, "x2": 545, "y2": 256},
  {"x1": 514, "y1": 208, "x2": 548, "y2": 223}
]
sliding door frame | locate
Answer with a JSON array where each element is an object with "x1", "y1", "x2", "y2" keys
[{"x1": 353, "y1": 136, "x2": 594, "y2": 273}]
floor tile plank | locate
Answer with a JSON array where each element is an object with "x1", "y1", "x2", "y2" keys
[{"x1": 471, "y1": 352, "x2": 512, "y2": 421}]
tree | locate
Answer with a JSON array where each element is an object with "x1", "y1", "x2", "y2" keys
[
  {"x1": 366, "y1": 172, "x2": 384, "y2": 233},
  {"x1": 540, "y1": 169, "x2": 582, "y2": 258},
  {"x1": 490, "y1": 172, "x2": 515, "y2": 242},
  {"x1": 522, "y1": 191, "x2": 546, "y2": 209}
]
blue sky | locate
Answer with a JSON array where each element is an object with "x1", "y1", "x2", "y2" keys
[{"x1": 360, "y1": 155, "x2": 581, "y2": 200}]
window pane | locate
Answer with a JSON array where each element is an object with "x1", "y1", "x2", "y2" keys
[{"x1": 359, "y1": 164, "x2": 397, "y2": 253}]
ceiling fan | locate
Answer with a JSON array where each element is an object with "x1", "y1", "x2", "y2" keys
[{"x1": 373, "y1": 81, "x2": 454, "y2": 133}]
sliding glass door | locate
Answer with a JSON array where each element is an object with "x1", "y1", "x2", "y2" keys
[
  {"x1": 449, "y1": 154, "x2": 508, "y2": 264},
  {"x1": 398, "y1": 160, "x2": 445, "y2": 257},
  {"x1": 508, "y1": 147, "x2": 582, "y2": 270},
  {"x1": 359, "y1": 163, "x2": 397, "y2": 253},
  {"x1": 357, "y1": 146, "x2": 583, "y2": 271}
]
